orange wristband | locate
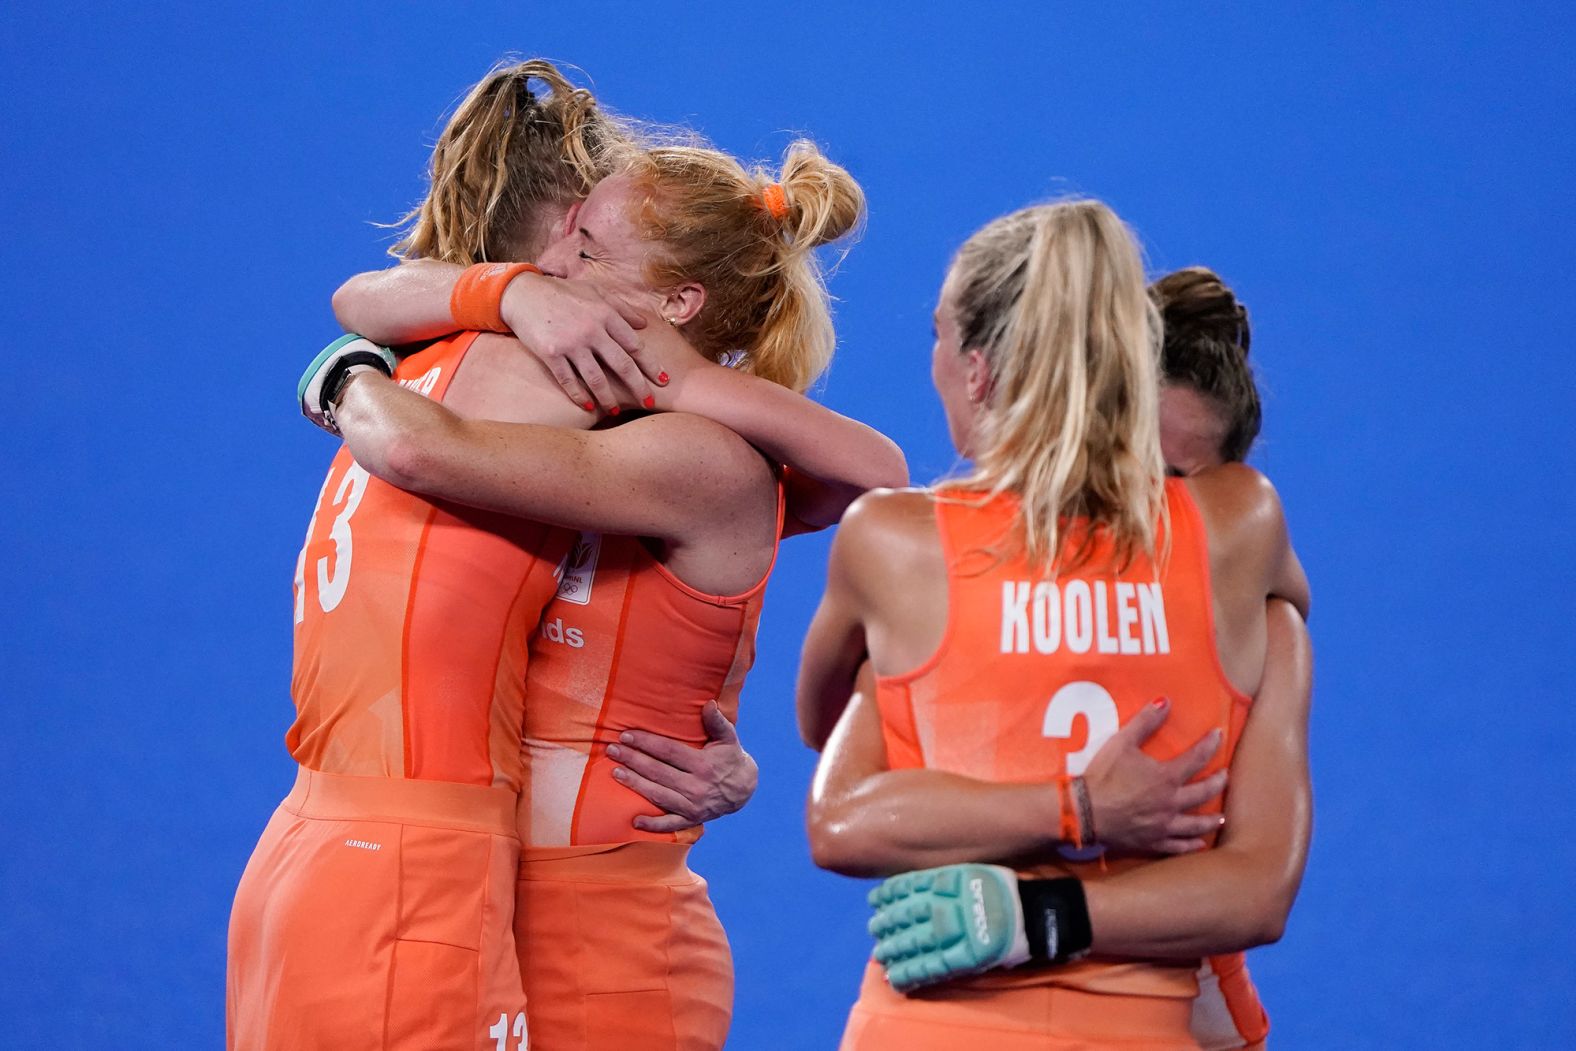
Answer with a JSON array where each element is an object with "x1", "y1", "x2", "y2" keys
[
  {"x1": 1056, "y1": 775, "x2": 1084, "y2": 849},
  {"x1": 450, "y1": 261, "x2": 542, "y2": 332}
]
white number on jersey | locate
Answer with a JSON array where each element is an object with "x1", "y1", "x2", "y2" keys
[
  {"x1": 488, "y1": 1011, "x2": 528, "y2": 1050},
  {"x1": 292, "y1": 461, "x2": 370, "y2": 621}
]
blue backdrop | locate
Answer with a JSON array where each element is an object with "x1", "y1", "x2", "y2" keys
[{"x1": 4, "y1": 3, "x2": 1573, "y2": 1047}]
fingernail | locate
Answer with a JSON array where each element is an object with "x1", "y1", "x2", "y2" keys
[
  {"x1": 619, "y1": 732, "x2": 635, "y2": 745},
  {"x1": 609, "y1": 406, "x2": 620, "y2": 416},
  {"x1": 643, "y1": 395, "x2": 655, "y2": 409},
  {"x1": 582, "y1": 401, "x2": 595, "y2": 412},
  {"x1": 611, "y1": 767, "x2": 626, "y2": 781},
  {"x1": 657, "y1": 372, "x2": 670, "y2": 385},
  {"x1": 1151, "y1": 698, "x2": 1169, "y2": 710},
  {"x1": 606, "y1": 745, "x2": 622, "y2": 759},
  {"x1": 1217, "y1": 815, "x2": 1227, "y2": 826}
]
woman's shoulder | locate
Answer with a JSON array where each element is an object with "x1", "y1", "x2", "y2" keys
[{"x1": 1183, "y1": 462, "x2": 1287, "y2": 543}]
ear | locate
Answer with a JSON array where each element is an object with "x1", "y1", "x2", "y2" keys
[
  {"x1": 659, "y1": 282, "x2": 706, "y2": 326},
  {"x1": 963, "y1": 348, "x2": 992, "y2": 404}
]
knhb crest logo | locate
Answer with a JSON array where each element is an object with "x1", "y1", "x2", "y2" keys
[{"x1": 555, "y1": 533, "x2": 601, "y2": 605}]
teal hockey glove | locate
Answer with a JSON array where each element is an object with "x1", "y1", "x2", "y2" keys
[
  {"x1": 868, "y1": 864, "x2": 1091, "y2": 994},
  {"x1": 298, "y1": 334, "x2": 396, "y2": 436}
]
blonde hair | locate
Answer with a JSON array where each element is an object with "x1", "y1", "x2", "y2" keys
[
  {"x1": 388, "y1": 58, "x2": 631, "y2": 264},
  {"x1": 619, "y1": 139, "x2": 865, "y2": 392},
  {"x1": 941, "y1": 198, "x2": 1165, "y2": 571}
]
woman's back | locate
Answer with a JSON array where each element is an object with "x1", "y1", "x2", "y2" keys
[{"x1": 869, "y1": 478, "x2": 1251, "y2": 1000}]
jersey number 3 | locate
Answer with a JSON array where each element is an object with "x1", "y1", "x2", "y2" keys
[
  {"x1": 293, "y1": 461, "x2": 371, "y2": 623},
  {"x1": 1042, "y1": 680, "x2": 1119, "y2": 861}
]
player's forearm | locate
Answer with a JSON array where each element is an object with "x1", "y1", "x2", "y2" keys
[
  {"x1": 1083, "y1": 843, "x2": 1298, "y2": 958},
  {"x1": 808, "y1": 770, "x2": 1062, "y2": 878},
  {"x1": 332, "y1": 261, "x2": 465, "y2": 345},
  {"x1": 672, "y1": 366, "x2": 907, "y2": 528}
]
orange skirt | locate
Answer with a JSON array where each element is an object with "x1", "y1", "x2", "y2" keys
[
  {"x1": 840, "y1": 960, "x2": 1205, "y2": 1051},
  {"x1": 514, "y1": 842, "x2": 733, "y2": 1051},
  {"x1": 227, "y1": 768, "x2": 525, "y2": 1051}
]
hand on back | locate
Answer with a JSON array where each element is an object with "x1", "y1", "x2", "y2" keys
[{"x1": 1081, "y1": 698, "x2": 1227, "y2": 855}]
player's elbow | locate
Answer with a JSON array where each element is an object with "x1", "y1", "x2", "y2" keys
[
  {"x1": 806, "y1": 807, "x2": 877, "y2": 877},
  {"x1": 1240, "y1": 879, "x2": 1298, "y2": 949},
  {"x1": 865, "y1": 435, "x2": 909, "y2": 491},
  {"x1": 375, "y1": 430, "x2": 441, "y2": 493},
  {"x1": 331, "y1": 273, "x2": 375, "y2": 333}
]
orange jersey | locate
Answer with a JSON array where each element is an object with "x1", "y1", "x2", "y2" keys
[
  {"x1": 875, "y1": 479, "x2": 1250, "y2": 1002},
  {"x1": 519, "y1": 486, "x2": 783, "y2": 847},
  {"x1": 288, "y1": 333, "x2": 572, "y2": 790}
]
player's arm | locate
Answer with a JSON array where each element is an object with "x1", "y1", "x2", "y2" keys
[
  {"x1": 332, "y1": 370, "x2": 758, "y2": 541},
  {"x1": 333, "y1": 264, "x2": 656, "y2": 411},
  {"x1": 662, "y1": 362, "x2": 908, "y2": 532},
  {"x1": 332, "y1": 260, "x2": 468, "y2": 346},
  {"x1": 807, "y1": 667, "x2": 1230, "y2": 878},
  {"x1": 1081, "y1": 598, "x2": 1313, "y2": 956},
  {"x1": 866, "y1": 601, "x2": 1312, "y2": 989},
  {"x1": 795, "y1": 507, "x2": 876, "y2": 748}
]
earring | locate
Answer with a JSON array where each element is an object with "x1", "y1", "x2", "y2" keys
[{"x1": 662, "y1": 316, "x2": 678, "y2": 326}]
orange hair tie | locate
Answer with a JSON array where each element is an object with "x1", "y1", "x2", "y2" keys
[
  {"x1": 450, "y1": 261, "x2": 542, "y2": 332},
  {"x1": 760, "y1": 183, "x2": 789, "y2": 222},
  {"x1": 1056, "y1": 775, "x2": 1083, "y2": 849}
]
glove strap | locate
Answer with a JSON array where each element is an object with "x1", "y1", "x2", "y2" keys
[
  {"x1": 1018, "y1": 877, "x2": 1093, "y2": 964},
  {"x1": 451, "y1": 261, "x2": 543, "y2": 332}
]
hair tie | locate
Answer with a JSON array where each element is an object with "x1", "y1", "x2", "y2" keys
[{"x1": 760, "y1": 183, "x2": 789, "y2": 222}]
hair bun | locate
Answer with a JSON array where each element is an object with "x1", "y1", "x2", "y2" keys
[
  {"x1": 1152, "y1": 266, "x2": 1250, "y2": 357},
  {"x1": 772, "y1": 139, "x2": 865, "y2": 252}
]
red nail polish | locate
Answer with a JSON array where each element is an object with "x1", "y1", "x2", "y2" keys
[
  {"x1": 657, "y1": 372, "x2": 670, "y2": 384},
  {"x1": 609, "y1": 406, "x2": 621, "y2": 416},
  {"x1": 1151, "y1": 697, "x2": 1169, "y2": 710},
  {"x1": 642, "y1": 395, "x2": 656, "y2": 409},
  {"x1": 582, "y1": 401, "x2": 595, "y2": 411}
]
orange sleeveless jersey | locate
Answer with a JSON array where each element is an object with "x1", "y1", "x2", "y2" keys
[
  {"x1": 289, "y1": 333, "x2": 572, "y2": 790},
  {"x1": 519, "y1": 485, "x2": 783, "y2": 847},
  {"x1": 875, "y1": 479, "x2": 1251, "y2": 1001}
]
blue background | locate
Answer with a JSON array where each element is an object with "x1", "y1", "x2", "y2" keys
[{"x1": 4, "y1": 3, "x2": 1573, "y2": 1047}]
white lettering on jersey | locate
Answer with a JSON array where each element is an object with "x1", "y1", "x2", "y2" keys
[
  {"x1": 1063, "y1": 580, "x2": 1093, "y2": 654},
  {"x1": 1115, "y1": 582, "x2": 1141, "y2": 654},
  {"x1": 1031, "y1": 581, "x2": 1061, "y2": 652},
  {"x1": 999, "y1": 578, "x2": 1169, "y2": 656},
  {"x1": 555, "y1": 532, "x2": 601, "y2": 606},
  {"x1": 1093, "y1": 581, "x2": 1119, "y2": 654},
  {"x1": 1001, "y1": 581, "x2": 1031, "y2": 653},
  {"x1": 539, "y1": 617, "x2": 585, "y2": 649},
  {"x1": 1138, "y1": 582, "x2": 1170, "y2": 654},
  {"x1": 397, "y1": 366, "x2": 442, "y2": 397}
]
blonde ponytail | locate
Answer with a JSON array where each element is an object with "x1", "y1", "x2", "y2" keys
[
  {"x1": 387, "y1": 58, "x2": 629, "y2": 264},
  {"x1": 942, "y1": 198, "x2": 1165, "y2": 571},
  {"x1": 624, "y1": 138, "x2": 864, "y2": 392}
]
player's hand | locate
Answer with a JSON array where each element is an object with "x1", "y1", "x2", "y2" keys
[
  {"x1": 298, "y1": 334, "x2": 396, "y2": 436},
  {"x1": 1082, "y1": 699, "x2": 1227, "y2": 854},
  {"x1": 636, "y1": 320, "x2": 718, "y2": 413},
  {"x1": 607, "y1": 702, "x2": 759, "y2": 833},
  {"x1": 498, "y1": 274, "x2": 659, "y2": 413}
]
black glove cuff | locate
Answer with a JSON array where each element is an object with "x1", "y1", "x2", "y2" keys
[
  {"x1": 1018, "y1": 877, "x2": 1094, "y2": 964},
  {"x1": 322, "y1": 350, "x2": 395, "y2": 412}
]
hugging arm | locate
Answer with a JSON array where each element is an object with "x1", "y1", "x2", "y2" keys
[
  {"x1": 332, "y1": 370, "x2": 752, "y2": 540},
  {"x1": 334, "y1": 262, "x2": 654, "y2": 410},
  {"x1": 333, "y1": 260, "x2": 468, "y2": 346},
  {"x1": 663, "y1": 364, "x2": 908, "y2": 532},
  {"x1": 1082, "y1": 598, "x2": 1314, "y2": 956},
  {"x1": 806, "y1": 667, "x2": 1231, "y2": 878}
]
